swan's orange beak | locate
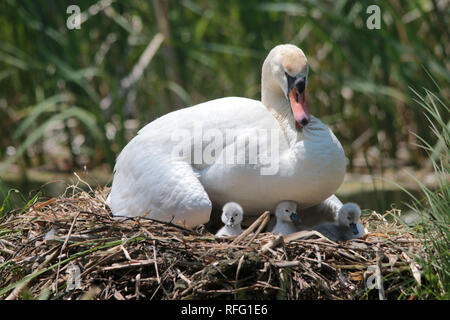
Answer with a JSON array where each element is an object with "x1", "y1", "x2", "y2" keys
[{"x1": 289, "y1": 87, "x2": 310, "y2": 130}]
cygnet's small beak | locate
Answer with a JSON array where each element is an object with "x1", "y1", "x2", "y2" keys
[
  {"x1": 290, "y1": 212, "x2": 301, "y2": 223},
  {"x1": 226, "y1": 217, "x2": 235, "y2": 227},
  {"x1": 350, "y1": 223, "x2": 359, "y2": 235}
]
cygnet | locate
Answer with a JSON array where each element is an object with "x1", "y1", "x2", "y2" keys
[
  {"x1": 271, "y1": 201, "x2": 301, "y2": 235},
  {"x1": 313, "y1": 203, "x2": 365, "y2": 242},
  {"x1": 215, "y1": 202, "x2": 244, "y2": 237}
]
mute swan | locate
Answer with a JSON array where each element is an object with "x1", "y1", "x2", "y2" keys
[
  {"x1": 296, "y1": 194, "x2": 347, "y2": 228},
  {"x1": 215, "y1": 202, "x2": 244, "y2": 237},
  {"x1": 271, "y1": 201, "x2": 301, "y2": 235},
  {"x1": 106, "y1": 44, "x2": 347, "y2": 228},
  {"x1": 312, "y1": 203, "x2": 365, "y2": 242}
]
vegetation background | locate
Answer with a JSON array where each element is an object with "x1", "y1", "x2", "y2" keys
[
  {"x1": 0, "y1": 0, "x2": 448, "y2": 208},
  {"x1": 0, "y1": 0, "x2": 448, "y2": 300}
]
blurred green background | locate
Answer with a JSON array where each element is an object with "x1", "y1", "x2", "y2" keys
[{"x1": 0, "y1": 0, "x2": 448, "y2": 211}]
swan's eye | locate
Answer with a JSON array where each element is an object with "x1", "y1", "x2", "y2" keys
[
  {"x1": 285, "y1": 209, "x2": 289, "y2": 213},
  {"x1": 347, "y1": 216, "x2": 351, "y2": 220}
]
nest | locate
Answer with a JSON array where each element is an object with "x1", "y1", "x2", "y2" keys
[{"x1": 0, "y1": 185, "x2": 424, "y2": 300}]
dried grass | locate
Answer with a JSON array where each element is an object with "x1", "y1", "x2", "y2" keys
[{"x1": 0, "y1": 186, "x2": 424, "y2": 300}]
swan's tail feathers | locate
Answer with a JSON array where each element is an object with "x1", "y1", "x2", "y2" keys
[{"x1": 106, "y1": 154, "x2": 212, "y2": 228}]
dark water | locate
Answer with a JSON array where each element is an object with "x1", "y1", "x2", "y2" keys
[{"x1": 339, "y1": 189, "x2": 421, "y2": 213}]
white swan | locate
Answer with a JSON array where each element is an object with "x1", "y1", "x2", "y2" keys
[
  {"x1": 106, "y1": 44, "x2": 347, "y2": 228},
  {"x1": 296, "y1": 194, "x2": 346, "y2": 228},
  {"x1": 312, "y1": 203, "x2": 365, "y2": 242},
  {"x1": 215, "y1": 202, "x2": 244, "y2": 237},
  {"x1": 271, "y1": 201, "x2": 301, "y2": 235}
]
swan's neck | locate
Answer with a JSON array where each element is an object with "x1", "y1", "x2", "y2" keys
[{"x1": 261, "y1": 75, "x2": 300, "y2": 146}]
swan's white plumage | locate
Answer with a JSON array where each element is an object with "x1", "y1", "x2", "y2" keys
[
  {"x1": 106, "y1": 44, "x2": 347, "y2": 228},
  {"x1": 296, "y1": 194, "x2": 345, "y2": 228}
]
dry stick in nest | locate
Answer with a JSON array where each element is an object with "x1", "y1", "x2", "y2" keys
[
  {"x1": 79, "y1": 250, "x2": 123, "y2": 279},
  {"x1": 55, "y1": 211, "x2": 80, "y2": 295},
  {"x1": 0, "y1": 246, "x2": 14, "y2": 256},
  {"x1": 245, "y1": 212, "x2": 271, "y2": 246},
  {"x1": 231, "y1": 211, "x2": 270, "y2": 245},
  {"x1": 153, "y1": 240, "x2": 161, "y2": 284},
  {"x1": 102, "y1": 260, "x2": 157, "y2": 271},
  {"x1": 314, "y1": 245, "x2": 322, "y2": 268},
  {"x1": 283, "y1": 230, "x2": 336, "y2": 244},
  {"x1": 113, "y1": 213, "x2": 195, "y2": 235},
  {"x1": 5, "y1": 247, "x2": 60, "y2": 300},
  {"x1": 402, "y1": 249, "x2": 422, "y2": 286},
  {"x1": 28, "y1": 198, "x2": 57, "y2": 215},
  {"x1": 235, "y1": 254, "x2": 246, "y2": 291},
  {"x1": 261, "y1": 235, "x2": 284, "y2": 253},
  {"x1": 73, "y1": 172, "x2": 94, "y2": 194},
  {"x1": 150, "y1": 259, "x2": 178, "y2": 300},
  {"x1": 261, "y1": 230, "x2": 332, "y2": 256},
  {"x1": 375, "y1": 249, "x2": 386, "y2": 300}
]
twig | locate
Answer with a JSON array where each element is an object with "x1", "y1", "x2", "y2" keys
[
  {"x1": 261, "y1": 235, "x2": 283, "y2": 253},
  {"x1": 135, "y1": 274, "x2": 145, "y2": 300},
  {"x1": 402, "y1": 251, "x2": 422, "y2": 286},
  {"x1": 272, "y1": 260, "x2": 301, "y2": 268},
  {"x1": 314, "y1": 245, "x2": 322, "y2": 268},
  {"x1": 245, "y1": 213, "x2": 271, "y2": 246},
  {"x1": 101, "y1": 259, "x2": 156, "y2": 271},
  {"x1": 232, "y1": 211, "x2": 270, "y2": 244},
  {"x1": 121, "y1": 240, "x2": 132, "y2": 261},
  {"x1": 375, "y1": 250, "x2": 386, "y2": 300},
  {"x1": 176, "y1": 268, "x2": 191, "y2": 286},
  {"x1": 79, "y1": 250, "x2": 122, "y2": 278},
  {"x1": 283, "y1": 230, "x2": 336, "y2": 244},
  {"x1": 73, "y1": 172, "x2": 94, "y2": 194},
  {"x1": 153, "y1": 240, "x2": 161, "y2": 284},
  {"x1": 235, "y1": 254, "x2": 245, "y2": 289},
  {"x1": 55, "y1": 211, "x2": 80, "y2": 295},
  {"x1": 6, "y1": 248, "x2": 59, "y2": 300},
  {"x1": 0, "y1": 247, "x2": 14, "y2": 256}
]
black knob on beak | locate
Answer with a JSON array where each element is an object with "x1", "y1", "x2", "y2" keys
[
  {"x1": 295, "y1": 78, "x2": 305, "y2": 93},
  {"x1": 286, "y1": 72, "x2": 306, "y2": 93}
]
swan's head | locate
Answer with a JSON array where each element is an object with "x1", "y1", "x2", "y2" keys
[
  {"x1": 221, "y1": 202, "x2": 243, "y2": 227},
  {"x1": 275, "y1": 200, "x2": 301, "y2": 223},
  {"x1": 337, "y1": 203, "x2": 361, "y2": 234},
  {"x1": 262, "y1": 44, "x2": 310, "y2": 130}
]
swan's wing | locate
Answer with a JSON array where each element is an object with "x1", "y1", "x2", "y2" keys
[{"x1": 107, "y1": 135, "x2": 212, "y2": 228}]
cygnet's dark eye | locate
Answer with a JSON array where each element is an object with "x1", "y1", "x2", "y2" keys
[
  {"x1": 347, "y1": 216, "x2": 351, "y2": 220},
  {"x1": 285, "y1": 209, "x2": 289, "y2": 213}
]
